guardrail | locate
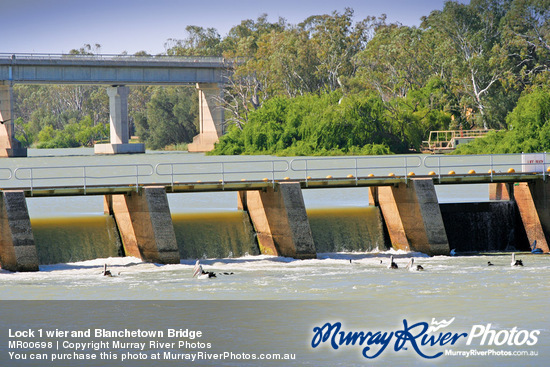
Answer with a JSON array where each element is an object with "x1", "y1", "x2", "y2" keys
[
  {"x1": 0, "y1": 53, "x2": 226, "y2": 64},
  {"x1": 290, "y1": 156, "x2": 423, "y2": 185},
  {"x1": 0, "y1": 168, "x2": 12, "y2": 181},
  {"x1": 423, "y1": 153, "x2": 548, "y2": 181},
  {"x1": 155, "y1": 160, "x2": 290, "y2": 188},
  {"x1": 14, "y1": 164, "x2": 154, "y2": 195}
]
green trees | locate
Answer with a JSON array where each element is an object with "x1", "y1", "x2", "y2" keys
[
  {"x1": 10, "y1": 2, "x2": 550, "y2": 155},
  {"x1": 134, "y1": 87, "x2": 198, "y2": 150},
  {"x1": 210, "y1": 92, "x2": 391, "y2": 156},
  {"x1": 454, "y1": 85, "x2": 550, "y2": 153}
]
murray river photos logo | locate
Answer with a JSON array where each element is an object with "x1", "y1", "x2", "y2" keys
[{"x1": 310, "y1": 318, "x2": 540, "y2": 359}]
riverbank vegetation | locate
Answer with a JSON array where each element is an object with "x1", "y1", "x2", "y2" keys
[{"x1": 12, "y1": 0, "x2": 550, "y2": 155}]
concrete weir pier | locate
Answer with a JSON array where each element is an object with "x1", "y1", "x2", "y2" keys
[
  {"x1": 238, "y1": 182, "x2": 316, "y2": 259},
  {"x1": 0, "y1": 190, "x2": 39, "y2": 271},
  {"x1": 490, "y1": 182, "x2": 550, "y2": 253},
  {"x1": 104, "y1": 186, "x2": 180, "y2": 264},
  {"x1": 369, "y1": 178, "x2": 450, "y2": 256}
]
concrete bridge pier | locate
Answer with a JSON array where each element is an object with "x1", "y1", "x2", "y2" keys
[
  {"x1": 94, "y1": 86, "x2": 145, "y2": 154},
  {"x1": 238, "y1": 182, "x2": 316, "y2": 259},
  {"x1": 369, "y1": 179, "x2": 450, "y2": 256},
  {"x1": 0, "y1": 84, "x2": 27, "y2": 157},
  {"x1": 0, "y1": 190, "x2": 39, "y2": 271},
  {"x1": 188, "y1": 83, "x2": 224, "y2": 152},
  {"x1": 104, "y1": 186, "x2": 180, "y2": 263},
  {"x1": 491, "y1": 182, "x2": 550, "y2": 253}
]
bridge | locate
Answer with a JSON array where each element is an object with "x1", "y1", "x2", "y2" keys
[
  {"x1": 1, "y1": 153, "x2": 549, "y2": 272},
  {"x1": 0, "y1": 53, "x2": 230, "y2": 157}
]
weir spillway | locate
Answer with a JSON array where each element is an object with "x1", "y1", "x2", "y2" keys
[{"x1": 1, "y1": 153, "x2": 549, "y2": 271}]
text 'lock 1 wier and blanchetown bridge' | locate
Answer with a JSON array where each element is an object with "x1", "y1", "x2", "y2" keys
[
  {"x1": 0, "y1": 53, "x2": 231, "y2": 157},
  {"x1": 1, "y1": 153, "x2": 549, "y2": 272}
]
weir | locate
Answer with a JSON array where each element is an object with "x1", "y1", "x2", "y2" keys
[{"x1": 1, "y1": 154, "x2": 550, "y2": 271}]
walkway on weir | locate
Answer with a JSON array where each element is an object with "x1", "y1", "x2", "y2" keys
[
  {"x1": 1, "y1": 153, "x2": 550, "y2": 272},
  {"x1": 0, "y1": 153, "x2": 548, "y2": 197}
]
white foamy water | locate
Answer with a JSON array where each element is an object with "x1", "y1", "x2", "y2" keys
[{"x1": 2, "y1": 251, "x2": 549, "y2": 366}]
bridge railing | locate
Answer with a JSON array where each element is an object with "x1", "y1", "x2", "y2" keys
[
  {"x1": 0, "y1": 168, "x2": 13, "y2": 184},
  {"x1": 423, "y1": 153, "x2": 548, "y2": 181},
  {"x1": 13, "y1": 164, "x2": 154, "y2": 194},
  {"x1": 155, "y1": 160, "x2": 290, "y2": 187},
  {"x1": 290, "y1": 156, "x2": 423, "y2": 185},
  {"x1": 0, "y1": 53, "x2": 226, "y2": 64}
]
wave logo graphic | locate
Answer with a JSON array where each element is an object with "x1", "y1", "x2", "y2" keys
[{"x1": 427, "y1": 317, "x2": 455, "y2": 333}]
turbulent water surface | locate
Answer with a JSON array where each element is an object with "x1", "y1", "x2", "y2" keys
[{"x1": 1, "y1": 150, "x2": 549, "y2": 366}]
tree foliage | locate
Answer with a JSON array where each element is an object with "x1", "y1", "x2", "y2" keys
[{"x1": 11, "y1": 1, "x2": 550, "y2": 154}]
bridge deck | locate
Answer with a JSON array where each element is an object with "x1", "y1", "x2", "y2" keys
[{"x1": 0, "y1": 53, "x2": 228, "y2": 85}]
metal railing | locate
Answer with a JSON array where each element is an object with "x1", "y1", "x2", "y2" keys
[
  {"x1": 290, "y1": 156, "x2": 423, "y2": 185},
  {"x1": 14, "y1": 164, "x2": 154, "y2": 194},
  {"x1": 423, "y1": 153, "x2": 548, "y2": 181},
  {"x1": 0, "y1": 168, "x2": 13, "y2": 184},
  {"x1": 155, "y1": 160, "x2": 290, "y2": 187},
  {"x1": 0, "y1": 53, "x2": 226, "y2": 64}
]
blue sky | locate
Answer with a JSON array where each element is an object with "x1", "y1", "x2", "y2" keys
[{"x1": 2, "y1": 0, "x2": 466, "y2": 55}]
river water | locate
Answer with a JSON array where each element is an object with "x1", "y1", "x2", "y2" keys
[{"x1": 1, "y1": 149, "x2": 549, "y2": 366}]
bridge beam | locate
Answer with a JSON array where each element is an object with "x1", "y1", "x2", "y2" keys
[
  {"x1": 188, "y1": 83, "x2": 224, "y2": 152},
  {"x1": 0, "y1": 85, "x2": 27, "y2": 157},
  {"x1": 373, "y1": 179, "x2": 450, "y2": 256},
  {"x1": 105, "y1": 186, "x2": 180, "y2": 264},
  {"x1": 94, "y1": 86, "x2": 145, "y2": 154},
  {"x1": 238, "y1": 183, "x2": 316, "y2": 259},
  {"x1": 512, "y1": 182, "x2": 550, "y2": 253},
  {"x1": 0, "y1": 190, "x2": 39, "y2": 271}
]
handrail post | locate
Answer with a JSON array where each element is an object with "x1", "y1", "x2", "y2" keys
[
  {"x1": 170, "y1": 164, "x2": 174, "y2": 188},
  {"x1": 354, "y1": 158, "x2": 358, "y2": 185},
  {"x1": 271, "y1": 161, "x2": 275, "y2": 187},
  {"x1": 490, "y1": 155, "x2": 494, "y2": 182},
  {"x1": 135, "y1": 165, "x2": 139, "y2": 191},
  {"x1": 438, "y1": 156, "x2": 441, "y2": 181},
  {"x1": 544, "y1": 152, "x2": 547, "y2": 182},
  {"x1": 83, "y1": 166, "x2": 87, "y2": 194},
  {"x1": 405, "y1": 156, "x2": 408, "y2": 184},
  {"x1": 30, "y1": 168, "x2": 34, "y2": 196},
  {"x1": 221, "y1": 162, "x2": 225, "y2": 187},
  {"x1": 305, "y1": 160, "x2": 309, "y2": 187}
]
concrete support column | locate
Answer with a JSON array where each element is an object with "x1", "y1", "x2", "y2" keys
[
  {"x1": 513, "y1": 182, "x2": 550, "y2": 253},
  {"x1": 105, "y1": 187, "x2": 180, "y2": 264},
  {"x1": 0, "y1": 190, "x2": 39, "y2": 271},
  {"x1": 240, "y1": 183, "x2": 316, "y2": 259},
  {"x1": 95, "y1": 86, "x2": 145, "y2": 154},
  {"x1": 188, "y1": 83, "x2": 224, "y2": 152},
  {"x1": 107, "y1": 86, "x2": 130, "y2": 144},
  {"x1": 376, "y1": 179, "x2": 450, "y2": 255},
  {"x1": 0, "y1": 85, "x2": 27, "y2": 157}
]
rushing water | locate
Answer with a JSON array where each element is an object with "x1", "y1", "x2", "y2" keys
[{"x1": 1, "y1": 150, "x2": 549, "y2": 366}]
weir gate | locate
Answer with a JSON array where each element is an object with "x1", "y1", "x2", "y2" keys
[{"x1": 1, "y1": 153, "x2": 549, "y2": 271}]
